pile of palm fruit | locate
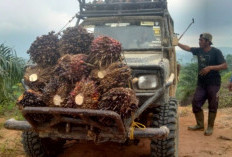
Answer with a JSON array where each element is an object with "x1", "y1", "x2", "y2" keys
[{"x1": 17, "y1": 26, "x2": 138, "y2": 121}]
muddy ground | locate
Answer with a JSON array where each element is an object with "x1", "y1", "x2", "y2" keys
[{"x1": 0, "y1": 107, "x2": 232, "y2": 157}]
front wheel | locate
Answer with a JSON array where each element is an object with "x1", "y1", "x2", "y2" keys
[
  {"x1": 22, "y1": 131, "x2": 65, "y2": 157},
  {"x1": 150, "y1": 98, "x2": 179, "y2": 157}
]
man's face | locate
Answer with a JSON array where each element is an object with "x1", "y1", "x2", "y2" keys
[{"x1": 199, "y1": 37, "x2": 208, "y2": 48}]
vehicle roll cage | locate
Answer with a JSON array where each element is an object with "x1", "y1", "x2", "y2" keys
[{"x1": 77, "y1": 0, "x2": 168, "y2": 18}]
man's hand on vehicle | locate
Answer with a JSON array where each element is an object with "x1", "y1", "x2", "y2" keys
[
  {"x1": 199, "y1": 66, "x2": 211, "y2": 76},
  {"x1": 172, "y1": 36, "x2": 179, "y2": 46}
]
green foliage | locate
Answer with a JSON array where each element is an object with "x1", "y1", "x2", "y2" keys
[
  {"x1": 0, "y1": 44, "x2": 25, "y2": 119},
  {"x1": 177, "y1": 62, "x2": 198, "y2": 105},
  {"x1": 226, "y1": 54, "x2": 232, "y2": 70},
  {"x1": 0, "y1": 44, "x2": 25, "y2": 105},
  {"x1": 217, "y1": 54, "x2": 232, "y2": 108},
  {"x1": 219, "y1": 71, "x2": 232, "y2": 108},
  {"x1": 221, "y1": 71, "x2": 232, "y2": 82},
  {"x1": 0, "y1": 83, "x2": 24, "y2": 119},
  {"x1": 221, "y1": 54, "x2": 232, "y2": 75}
]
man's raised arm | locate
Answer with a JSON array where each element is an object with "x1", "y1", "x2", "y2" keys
[{"x1": 172, "y1": 37, "x2": 191, "y2": 52}]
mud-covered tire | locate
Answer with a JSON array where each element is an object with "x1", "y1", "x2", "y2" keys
[
  {"x1": 22, "y1": 131, "x2": 65, "y2": 157},
  {"x1": 151, "y1": 98, "x2": 179, "y2": 157}
]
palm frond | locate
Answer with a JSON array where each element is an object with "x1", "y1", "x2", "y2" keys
[{"x1": 0, "y1": 44, "x2": 25, "y2": 102}]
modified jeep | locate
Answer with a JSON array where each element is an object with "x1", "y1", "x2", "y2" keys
[{"x1": 5, "y1": 0, "x2": 179, "y2": 156}]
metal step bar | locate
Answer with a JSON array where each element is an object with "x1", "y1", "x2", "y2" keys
[{"x1": 4, "y1": 118, "x2": 169, "y2": 141}]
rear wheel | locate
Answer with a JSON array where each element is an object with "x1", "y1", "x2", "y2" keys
[
  {"x1": 150, "y1": 98, "x2": 179, "y2": 157},
  {"x1": 22, "y1": 131, "x2": 65, "y2": 157}
]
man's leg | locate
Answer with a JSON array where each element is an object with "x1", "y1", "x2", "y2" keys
[
  {"x1": 188, "y1": 86, "x2": 207, "y2": 131},
  {"x1": 204, "y1": 85, "x2": 220, "y2": 136}
]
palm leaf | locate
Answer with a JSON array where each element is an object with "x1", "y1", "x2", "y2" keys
[{"x1": 0, "y1": 44, "x2": 25, "y2": 102}]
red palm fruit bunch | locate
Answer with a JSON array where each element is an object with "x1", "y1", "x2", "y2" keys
[
  {"x1": 91, "y1": 62, "x2": 132, "y2": 93},
  {"x1": 42, "y1": 78, "x2": 73, "y2": 107},
  {"x1": 53, "y1": 54, "x2": 91, "y2": 82},
  {"x1": 24, "y1": 65, "x2": 54, "y2": 92},
  {"x1": 50, "y1": 83, "x2": 73, "y2": 107},
  {"x1": 67, "y1": 78, "x2": 99, "y2": 109},
  {"x1": 58, "y1": 26, "x2": 94, "y2": 55},
  {"x1": 98, "y1": 88, "x2": 139, "y2": 119},
  {"x1": 17, "y1": 90, "x2": 52, "y2": 123},
  {"x1": 88, "y1": 36, "x2": 122, "y2": 68},
  {"x1": 27, "y1": 31, "x2": 60, "y2": 67},
  {"x1": 17, "y1": 90, "x2": 46, "y2": 109},
  {"x1": 70, "y1": 54, "x2": 92, "y2": 78},
  {"x1": 42, "y1": 77, "x2": 59, "y2": 105}
]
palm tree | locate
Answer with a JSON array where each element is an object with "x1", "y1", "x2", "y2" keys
[{"x1": 0, "y1": 44, "x2": 25, "y2": 104}]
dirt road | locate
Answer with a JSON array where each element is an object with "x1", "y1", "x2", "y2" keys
[
  {"x1": 0, "y1": 107, "x2": 232, "y2": 157},
  {"x1": 178, "y1": 107, "x2": 232, "y2": 157}
]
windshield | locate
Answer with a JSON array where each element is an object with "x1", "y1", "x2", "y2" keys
[{"x1": 84, "y1": 21, "x2": 162, "y2": 50}]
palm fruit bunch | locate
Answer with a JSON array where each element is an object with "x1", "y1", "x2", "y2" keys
[
  {"x1": 23, "y1": 65, "x2": 54, "y2": 92},
  {"x1": 58, "y1": 26, "x2": 94, "y2": 55},
  {"x1": 70, "y1": 54, "x2": 92, "y2": 78},
  {"x1": 17, "y1": 90, "x2": 46, "y2": 108},
  {"x1": 53, "y1": 54, "x2": 91, "y2": 82},
  {"x1": 20, "y1": 28, "x2": 139, "y2": 123},
  {"x1": 41, "y1": 78, "x2": 59, "y2": 105},
  {"x1": 98, "y1": 88, "x2": 138, "y2": 119},
  {"x1": 17, "y1": 90, "x2": 52, "y2": 122},
  {"x1": 53, "y1": 83, "x2": 73, "y2": 106},
  {"x1": 27, "y1": 31, "x2": 60, "y2": 67},
  {"x1": 91, "y1": 62, "x2": 131, "y2": 93},
  {"x1": 67, "y1": 79, "x2": 99, "y2": 109},
  {"x1": 42, "y1": 78, "x2": 73, "y2": 107},
  {"x1": 88, "y1": 36, "x2": 122, "y2": 68}
]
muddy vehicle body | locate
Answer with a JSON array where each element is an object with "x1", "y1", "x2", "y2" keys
[{"x1": 5, "y1": 0, "x2": 179, "y2": 156}]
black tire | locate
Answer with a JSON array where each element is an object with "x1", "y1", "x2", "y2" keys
[
  {"x1": 151, "y1": 98, "x2": 179, "y2": 157},
  {"x1": 22, "y1": 131, "x2": 65, "y2": 157}
]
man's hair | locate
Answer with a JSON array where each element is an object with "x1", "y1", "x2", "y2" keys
[{"x1": 200, "y1": 33, "x2": 213, "y2": 45}]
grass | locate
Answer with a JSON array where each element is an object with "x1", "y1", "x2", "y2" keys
[
  {"x1": 0, "y1": 102, "x2": 24, "y2": 120},
  {"x1": 179, "y1": 106, "x2": 192, "y2": 117},
  {"x1": 0, "y1": 123, "x2": 4, "y2": 130},
  {"x1": 0, "y1": 137, "x2": 24, "y2": 157},
  {"x1": 0, "y1": 83, "x2": 24, "y2": 120}
]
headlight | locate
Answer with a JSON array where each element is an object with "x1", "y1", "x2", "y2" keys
[{"x1": 138, "y1": 75, "x2": 158, "y2": 89}]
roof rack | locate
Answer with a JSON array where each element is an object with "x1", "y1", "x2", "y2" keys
[{"x1": 77, "y1": 0, "x2": 167, "y2": 18}]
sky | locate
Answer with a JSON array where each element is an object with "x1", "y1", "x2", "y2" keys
[{"x1": 0, "y1": 0, "x2": 232, "y2": 58}]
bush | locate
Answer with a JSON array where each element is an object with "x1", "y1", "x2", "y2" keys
[
  {"x1": 0, "y1": 44, "x2": 25, "y2": 117},
  {"x1": 218, "y1": 71, "x2": 232, "y2": 108},
  {"x1": 176, "y1": 62, "x2": 198, "y2": 106}
]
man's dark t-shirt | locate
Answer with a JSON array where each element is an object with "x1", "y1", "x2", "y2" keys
[{"x1": 190, "y1": 47, "x2": 226, "y2": 86}]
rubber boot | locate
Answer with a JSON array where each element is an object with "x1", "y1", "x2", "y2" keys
[
  {"x1": 188, "y1": 110, "x2": 204, "y2": 131},
  {"x1": 204, "y1": 112, "x2": 216, "y2": 136}
]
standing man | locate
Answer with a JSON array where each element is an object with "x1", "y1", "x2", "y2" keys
[{"x1": 173, "y1": 33, "x2": 227, "y2": 136}]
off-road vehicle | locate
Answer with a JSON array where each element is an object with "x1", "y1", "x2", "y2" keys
[{"x1": 5, "y1": 0, "x2": 179, "y2": 156}]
